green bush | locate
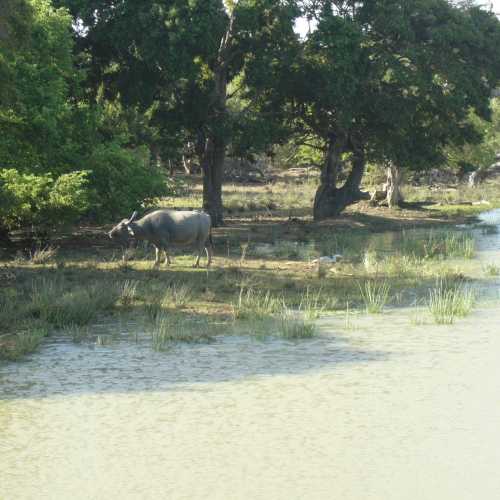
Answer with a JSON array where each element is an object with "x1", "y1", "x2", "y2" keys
[
  {"x1": 0, "y1": 168, "x2": 90, "y2": 232},
  {"x1": 86, "y1": 144, "x2": 168, "y2": 219}
]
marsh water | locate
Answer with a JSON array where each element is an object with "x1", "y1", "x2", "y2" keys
[{"x1": 2, "y1": 210, "x2": 500, "y2": 500}]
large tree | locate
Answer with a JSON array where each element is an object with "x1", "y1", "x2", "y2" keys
[
  {"x1": 288, "y1": 0, "x2": 500, "y2": 218},
  {"x1": 57, "y1": 0, "x2": 300, "y2": 225},
  {"x1": 0, "y1": 0, "x2": 168, "y2": 239}
]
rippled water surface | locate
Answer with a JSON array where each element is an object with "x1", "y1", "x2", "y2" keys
[{"x1": 1, "y1": 211, "x2": 500, "y2": 500}]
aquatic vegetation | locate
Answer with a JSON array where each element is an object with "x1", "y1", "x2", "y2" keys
[
  {"x1": 168, "y1": 283, "x2": 193, "y2": 308},
  {"x1": 344, "y1": 301, "x2": 353, "y2": 330},
  {"x1": 63, "y1": 324, "x2": 90, "y2": 343},
  {"x1": 277, "y1": 308, "x2": 316, "y2": 339},
  {"x1": 483, "y1": 262, "x2": 500, "y2": 276},
  {"x1": 409, "y1": 299, "x2": 427, "y2": 326},
  {"x1": 30, "y1": 278, "x2": 118, "y2": 328},
  {"x1": 150, "y1": 312, "x2": 213, "y2": 351},
  {"x1": 96, "y1": 335, "x2": 113, "y2": 346},
  {"x1": 144, "y1": 296, "x2": 163, "y2": 323},
  {"x1": 118, "y1": 280, "x2": 139, "y2": 307},
  {"x1": 0, "y1": 292, "x2": 24, "y2": 333},
  {"x1": 382, "y1": 254, "x2": 423, "y2": 278},
  {"x1": 359, "y1": 280, "x2": 391, "y2": 314},
  {"x1": 298, "y1": 287, "x2": 329, "y2": 319},
  {"x1": 428, "y1": 279, "x2": 477, "y2": 324},
  {"x1": 400, "y1": 229, "x2": 475, "y2": 259},
  {"x1": 232, "y1": 287, "x2": 284, "y2": 320},
  {"x1": 362, "y1": 249, "x2": 379, "y2": 273},
  {"x1": 0, "y1": 322, "x2": 49, "y2": 361}
]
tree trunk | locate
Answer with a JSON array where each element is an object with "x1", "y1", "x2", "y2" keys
[
  {"x1": 0, "y1": 224, "x2": 12, "y2": 247},
  {"x1": 201, "y1": 134, "x2": 225, "y2": 226},
  {"x1": 313, "y1": 136, "x2": 368, "y2": 220},
  {"x1": 313, "y1": 137, "x2": 342, "y2": 220},
  {"x1": 386, "y1": 163, "x2": 403, "y2": 208},
  {"x1": 200, "y1": 12, "x2": 235, "y2": 227}
]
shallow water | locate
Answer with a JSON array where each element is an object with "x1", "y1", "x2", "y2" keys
[{"x1": 1, "y1": 210, "x2": 500, "y2": 500}]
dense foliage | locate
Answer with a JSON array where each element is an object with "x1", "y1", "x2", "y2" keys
[{"x1": 0, "y1": 0, "x2": 167, "y2": 237}]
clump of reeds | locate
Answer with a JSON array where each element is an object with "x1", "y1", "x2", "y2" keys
[
  {"x1": 150, "y1": 312, "x2": 213, "y2": 351},
  {"x1": 400, "y1": 230, "x2": 475, "y2": 260},
  {"x1": 62, "y1": 324, "x2": 90, "y2": 343},
  {"x1": 144, "y1": 296, "x2": 163, "y2": 323},
  {"x1": 359, "y1": 280, "x2": 391, "y2": 313},
  {"x1": 168, "y1": 283, "x2": 193, "y2": 308},
  {"x1": 344, "y1": 301, "x2": 356, "y2": 331},
  {"x1": 278, "y1": 308, "x2": 316, "y2": 339},
  {"x1": 232, "y1": 287, "x2": 284, "y2": 320},
  {"x1": 298, "y1": 287, "x2": 328, "y2": 319},
  {"x1": 0, "y1": 292, "x2": 23, "y2": 333},
  {"x1": 0, "y1": 322, "x2": 49, "y2": 361},
  {"x1": 483, "y1": 262, "x2": 500, "y2": 276},
  {"x1": 30, "y1": 278, "x2": 118, "y2": 328},
  {"x1": 29, "y1": 245, "x2": 58, "y2": 264},
  {"x1": 428, "y1": 279, "x2": 477, "y2": 324},
  {"x1": 362, "y1": 249, "x2": 379, "y2": 273},
  {"x1": 118, "y1": 279, "x2": 139, "y2": 307}
]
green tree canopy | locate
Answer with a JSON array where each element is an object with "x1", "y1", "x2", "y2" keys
[{"x1": 282, "y1": 0, "x2": 500, "y2": 218}]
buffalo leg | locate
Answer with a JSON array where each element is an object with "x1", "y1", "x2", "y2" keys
[
  {"x1": 205, "y1": 245, "x2": 212, "y2": 268},
  {"x1": 164, "y1": 250, "x2": 172, "y2": 266},
  {"x1": 194, "y1": 243, "x2": 204, "y2": 268},
  {"x1": 153, "y1": 246, "x2": 161, "y2": 268}
]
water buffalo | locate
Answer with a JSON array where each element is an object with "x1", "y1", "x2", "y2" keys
[{"x1": 108, "y1": 209, "x2": 213, "y2": 268}]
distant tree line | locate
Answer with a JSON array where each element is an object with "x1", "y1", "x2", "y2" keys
[{"x1": 1, "y1": 0, "x2": 500, "y2": 238}]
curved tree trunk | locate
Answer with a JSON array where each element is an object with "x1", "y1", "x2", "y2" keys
[
  {"x1": 386, "y1": 163, "x2": 403, "y2": 208},
  {"x1": 313, "y1": 136, "x2": 368, "y2": 220}
]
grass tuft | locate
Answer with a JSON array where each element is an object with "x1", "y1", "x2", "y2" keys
[
  {"x1": 232, "y1": 287, "x2": 284, "y2": 320},
  {"x1": 428, "y1": 279, "x2": 477, "y2": 324},
  {"x1": 30, "y1": 278, "x2": 119, "y2": 328},
  {"x1": 0, "y1": 322, "x2": 49, "y2": 361},
  {"x1": 483, "y1": 262, "x2": 500, "y2": 276},
  {"x1": 278, "y1": 308, "x2": 316, "y2": 339},
  {"x1": 359, "y1": 280, "x2": 391, "y2": 313},
  {"x1": 150, "y1": 312, "x2": 214, "y2": 351},
  {"x1": 118, "y1": 280, "x2": 139, "y2": 307},
  {"x1": 29, "y1": 245, "x2": 58, "y2": 264}
]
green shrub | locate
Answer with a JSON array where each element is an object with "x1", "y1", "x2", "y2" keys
[
  {"x1": 0, "y1": 168, "x2": 90, "y2": 232},
  {"x1": 86, "y1": 144, "x2": 168, "y2": 219}
]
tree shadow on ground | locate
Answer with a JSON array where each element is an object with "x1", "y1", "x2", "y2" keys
[{"x1": 0, "y1": 323, "x2": 389, "y2": 401}]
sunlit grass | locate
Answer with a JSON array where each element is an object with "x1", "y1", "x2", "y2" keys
[
  {"x1": 428, "y1": 279, "x2": 477, "y2": 324},
  {"x1": 232, "y1": 287, "x2": 284, "y2": 320},
  {"x1": 359, "y1": 280, "x2": 391, "y2": 314},
  {"x1": 29, "y1": 245, "x2": 58, "y2": 264}
]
